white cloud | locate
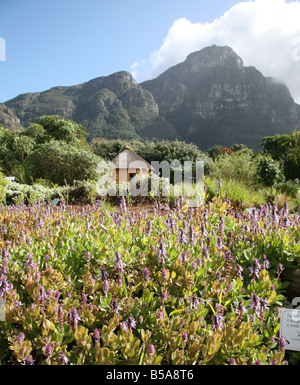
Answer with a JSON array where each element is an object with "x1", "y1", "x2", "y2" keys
[{"x1": 131, "y1": 0, "x2": 300, "y2": 103}]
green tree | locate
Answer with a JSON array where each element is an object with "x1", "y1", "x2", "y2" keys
[
  {"x1": 256, "y1": 155, "x2": 284, "y2": 187},
  {"x1": 0, "y1": 168, "x2": 7, "y2": 204},
  {"x1": 208, "y1": 145, "x2": 223, "y2": 160},
  {"x1": 91, "y1": 139, "x2": 128, "y2": 160},
  {"x1": 262, "y1": 131, "x2": 300, "y2": 180},
  {"x1": 24, "y1": 115, "x2": 89, "y2": 149},
  {"x1": 23, "y1": 123, "x2": 46, "y2": 144},
  {"x1": 0, "y1": 126, "x2": 35, "y2": 179},
  {"x1": 25, "y1": 140, "x2": 102, "y2": 185}
]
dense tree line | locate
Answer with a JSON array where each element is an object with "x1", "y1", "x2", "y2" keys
[
  {"x1": 262, "y1": 132, "x2": 300, "y2": 181},
  {"x1": 0, "y1": 115, "x2": 299, "y2": 191},
  {"x1": 0, "y1": 116, "x2": 100, "y2": 184}
]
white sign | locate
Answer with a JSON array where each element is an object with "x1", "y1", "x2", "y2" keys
[
  {"x1": 0, "y1": 298, "x2": 5, "y2": 321},
  {"x1": 280, "y1": 308, "x2": 300, "y2": 351},
  {"x1": 0, "y1": 37, "x2": 5, "y2": 62},
  {"x1": 51, "y1": 198, "x2": 60, "y2": 206}
]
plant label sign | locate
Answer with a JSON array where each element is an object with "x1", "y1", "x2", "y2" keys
[
  {"x1": 280, "y1": 308, "x2": 300, "y2": 351},
  {"x1": 0, "y1": 299, "x2": 5, "y2": 321},
  {"x1": 51, "y1": 198, "x2": 60, "y2": 206}
]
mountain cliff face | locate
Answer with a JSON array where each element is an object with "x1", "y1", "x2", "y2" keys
[
  {"x1": 4, "y1": 71, "x2": 176, "y2": 141},
  {"x1": 141, "y1": 45, "x2": 300, "y2": 150},
  {"x1": 4, "y1": 45, "x2": 300, "y2": 150},
  {"x1": 0, "y1": 103, "x2": 22, "y2": 131}
]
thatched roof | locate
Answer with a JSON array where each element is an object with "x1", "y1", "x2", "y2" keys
[{"x1": 111, "y1": 148, "x2": 154, "y2": 170}]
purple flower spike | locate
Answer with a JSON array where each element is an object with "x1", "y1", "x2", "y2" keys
[
  {"x1": 161, "y1": 292, "x2": 167, "y2": 302},
  {"x1": 0, "y1": 276, "x2": 11, "y2": 297},
  {"x1": 212, "y1": 312, "x2": 225, "y2": 332},
  {"x1": 38, "y1": 286, "x2": 47, "y2": 302},
  {"x1": 215, "y1": 236, "x2": 223, "y2": 250},
  {"x1": 279, "y1": 337, "x2": 287, "y2": 352},
  {"x1": 157, "y1": 310, "x2": 164, "y2": 320},
  {"x1": 143, "y1": 267, "x2": 150, "y2": 282},
  {"x1": 276, "y1": 263, "x2": 284, "y2": 277},
  {"x1": 249, "y1": 258, "x2": 261, "y2": 279},
  {"x1": 262, "y1": 254, "x2": 270, "y2": 270},
  {"x1": 179, "y1": 251, "x2": 188, "y2": 265},
  {"x1": 126, "y1": 316, "x2": 136, "y2": 330},
  {"x1": 157, "y1": 239, "x2": 167, "y2": 265},
  {"x1": 189, "y1": 294, "x2": 200, "y2": 310},
  {"x1": 120, "y1": 321, "x2": 128, "y2": 333},
  {"x1": 111, "y1": 298, "x2": 121, "y2": 314},
  {"x1": 103, "y1": 279, "x2": 109, "y2": 295},
  {"x1": 57, "y1": 353, "x2": 69, "y2": 365},
  {"x1": 182, "y1": 332, "x2": 188, "y2": 345},
  {"x1": 148, "y1": 344, "x2": 155, "y2": 355},
  {"x1": 235, "y1": 264, "x2": 244, "y2": 279},
  {"x1": 115, "y1": 251, "x2": 124, "y2": 272},
  {"x1": 45, "y1": 344, "x2": 52, "y2": 357},
  {"x1": 68, "y1": 307, "x2": 81, "y2": 327},
  {"x1": 25, "y1": 254, "x2": 37, "y2": 270},
  {"x1": 93, "y1": 329, "x2": 101, "y2": 343},
  {"x1": 22, "y1": 356, "x2": 35, "y2": 365},
  {"x1": 162, "y1": 269, "x2": 168, "y2": 281},
  {"x1": 178, "y1": 228, "x2": 187, "y2": 245},
  {"x1": 99, "y1": 265, "x2": 109, "y2": 281},
  {"x1": 16, "y1": 332, "x2": 25, "y2": 343}
]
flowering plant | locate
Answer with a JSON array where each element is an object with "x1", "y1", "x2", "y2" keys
[{"x1": 0, "y1": 194, "x2": 298, "y2": 365}]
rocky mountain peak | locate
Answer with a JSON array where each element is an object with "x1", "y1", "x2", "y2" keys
[
  {"x1": 0, "y1": 103, "x2": 22, "y2": 132},
  {"x1": 141, "y1": 45, "x2": 300, "y2": 150},
  {"x1": 2, "y1": 45, "x2": 300, "y2": 150},
  {"x1": 184, "y1": 45, "x2": 244, "y2": 71}
]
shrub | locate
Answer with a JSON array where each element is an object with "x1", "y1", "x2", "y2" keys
[
  {"x1": 262, "y1": 132, "x2": 300, "y2": 181},
  {"x1": 209, "y1": 151, "x2": 257, "y2": 185},
  {"x1": 24, "y1": 141, "x2": 102, "y2": 185},
  {"x1": 276, "y1": 179, "x2": 300, "y2": 199},
  {"x1": 5, "y1": 180, "x2": 107, "y2": 206},
  {"x1": 205, "y1": 177, "x2": 272, "y2": 208},
  {"x1": 5, "y1": 181, "x2": 56, "y2": 205},
  {"x1": 256, "y1": 155, "x2": 284, "y2": 187},
  {"x1": 0, "y1": 169, "x2": 7, "y2": 205}
]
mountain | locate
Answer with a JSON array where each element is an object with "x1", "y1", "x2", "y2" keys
[
  {"x1": 4, "y1": 45, "x2": 300, "y2": 150},
  {"x1": 141, "y1": 45, "x2": 300, "y2": 150},
  {"x1": 0, "y1": 103, "x2": 22, "y2": 131},
  {"x1": 4, "y1": 71, "x2": 176, "y2": 141}
]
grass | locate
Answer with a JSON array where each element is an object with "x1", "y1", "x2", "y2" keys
[{"x1": 204, "y1": 176, "x2": 282, "y2": 209}]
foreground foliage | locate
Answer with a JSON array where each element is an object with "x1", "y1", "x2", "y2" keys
[{"x1": 0, "y1": 195, "x2": 299, "y2": 365}]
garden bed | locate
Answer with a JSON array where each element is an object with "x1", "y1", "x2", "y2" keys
[{"x1": 0, "y1": 195, "x2": 299, "y2": 365}]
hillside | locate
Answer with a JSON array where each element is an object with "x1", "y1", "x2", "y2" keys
[
  {"x1": 4, "y1": 45, "x2": 300, "y2": 150},
  {"x1": 0, "y1": 103, "x2": 22, "y2": 131},
  {"x1": 4, "y1": 71, "x2": 176, "y2": 142},
  {"x1": 141, "y1": 45, "x2": 300, "y2": 150}
]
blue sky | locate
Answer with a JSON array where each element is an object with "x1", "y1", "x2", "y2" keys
[{"x1": 1, "y1": 0, "x2": 300, "y2": 103}]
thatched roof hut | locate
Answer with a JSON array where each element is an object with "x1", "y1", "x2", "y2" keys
[{"x1": 111, "y1": 147, "x2": 154, "y2": 183}]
